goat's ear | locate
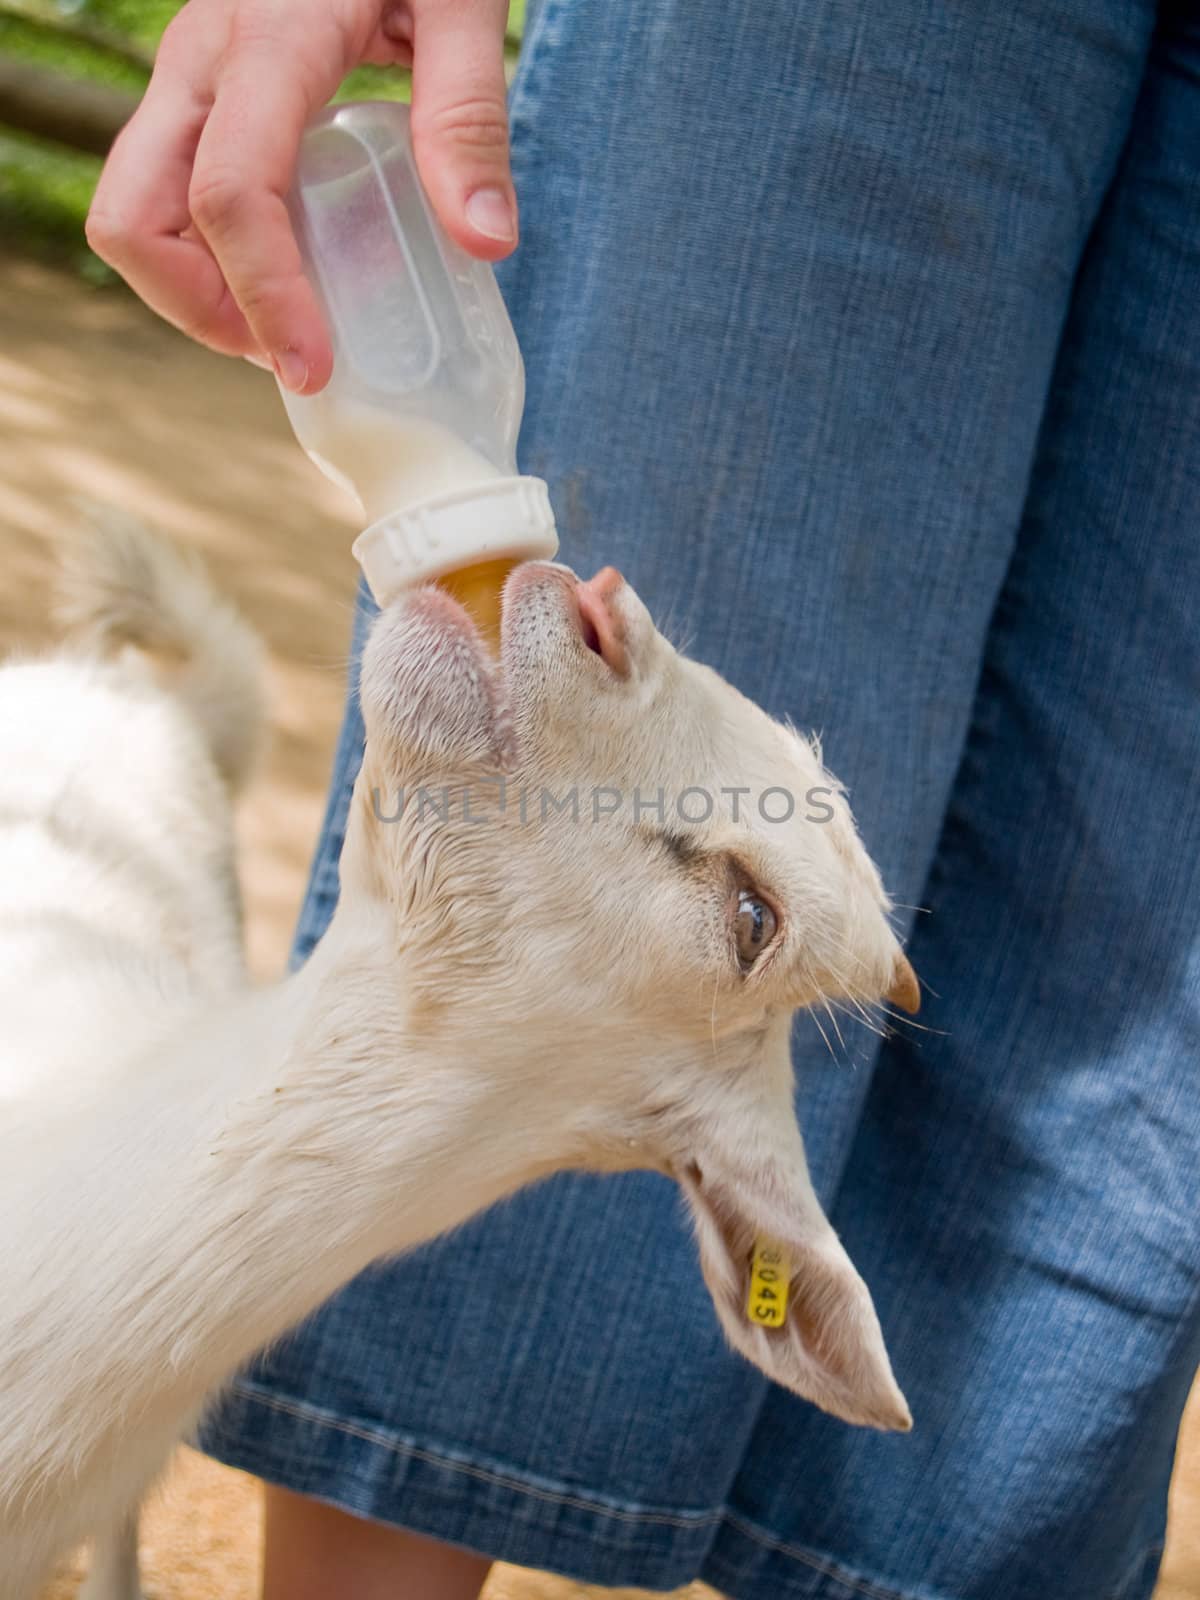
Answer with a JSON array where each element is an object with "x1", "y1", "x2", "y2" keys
[{"x1": 678, "y1": 1110, "x2": 910, "y2": 1431}]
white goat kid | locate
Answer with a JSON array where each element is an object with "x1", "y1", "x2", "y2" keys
[{"x1": 0, "y1": 528, "x2": 917, "y2": 1600}]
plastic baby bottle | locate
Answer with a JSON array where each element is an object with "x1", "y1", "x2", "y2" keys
[{"x1": 279, "y1": 100, "x2": 557, "y2": 648}]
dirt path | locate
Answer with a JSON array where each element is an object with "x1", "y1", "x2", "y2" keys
[{"x1": 1, "y1": 252, "x2": 1193, "y2": 1600}]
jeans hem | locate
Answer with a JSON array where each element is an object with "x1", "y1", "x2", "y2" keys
[
  {"x1": 705, "y1": 1517, "x2": 1164, "y2": 1600},
  {"x1": 199, "y1": 1378, "x2": 723, "y2": 1589},
  {"x1": 198, "y1": 1380, "x2": 1166, "y2": 1600}
]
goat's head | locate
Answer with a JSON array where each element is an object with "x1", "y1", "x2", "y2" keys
[{"x1": 337, "y1": 562, "x2": 915, "y2": 1431}]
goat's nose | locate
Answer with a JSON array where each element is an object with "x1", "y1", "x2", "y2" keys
[
  {"x1": 575, "y1": 567, "x2": 629, "y2": 676},
  {"x1": 583, "y1": 566, "x2": 625, "y2": 601},
  {"x1": 887, "y1": 951, "x2": 921, "y2": 1014}
]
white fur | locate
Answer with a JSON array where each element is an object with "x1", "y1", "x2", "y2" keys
[{"x1": 0, "y1": 534, "x2": 917, "y2": 1599}]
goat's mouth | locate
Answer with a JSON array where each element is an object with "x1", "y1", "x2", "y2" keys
[
  {"x1": 382, "y1": 557, "x2": 632, "y2": 777},
  {"x1": 502, "y1": 562, "x2": 631, "y2": 677},
  {"x1": 417, "y1": 562, "x2": 574, "y2": 662},
  {"x1": 391, "y1": 585, "x2": 518, "y2": 766}
]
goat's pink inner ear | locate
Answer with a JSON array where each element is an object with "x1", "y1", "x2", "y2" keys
[
  {"x1": 887, "y1": 951, "x2": 920, "y2": 1014},
  {"x1": 679, "y1": 1162, "x2": 911, "y2": 1433}
]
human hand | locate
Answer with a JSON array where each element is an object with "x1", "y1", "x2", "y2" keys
[{"x1": 87, "y1": 0, "x2": 515, "y2": 393}]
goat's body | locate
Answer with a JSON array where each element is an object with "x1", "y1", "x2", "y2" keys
[
  {"x1": 1, "y1": 953, "x2": 310, "y2": 1596},
  {"x1": 0, "y1": 815, "x2": 545, "y2": 1596},
  {"x1": 0, "y1": 524, "x2": 915, "y2": 1596},
  {"x1": 0, "y1": 532, "x2": 263, "y2": 1596},
  {"x1": 0, "y1": 657, "x2": 245, "y2": 1078},
  {"x1": 0, "y1": 554, "x2": 574, "y2": 1595}
]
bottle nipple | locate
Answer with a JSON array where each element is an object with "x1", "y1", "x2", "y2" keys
[{"x1": 436, "y1": 557, "x2": 516, "y2": 655}]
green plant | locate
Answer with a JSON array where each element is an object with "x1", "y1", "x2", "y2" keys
[{"x1": 0, "y1": 0, "x2": 524, "y2": 273}]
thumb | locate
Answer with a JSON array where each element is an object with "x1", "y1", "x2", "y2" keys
[{"x1": 409, "y1": 0, "x2": 517, "y2": 259}]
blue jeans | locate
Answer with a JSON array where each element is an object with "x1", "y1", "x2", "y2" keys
[{"x1": 200, "y1": 1, "x2": 1200, "y2": 1595}]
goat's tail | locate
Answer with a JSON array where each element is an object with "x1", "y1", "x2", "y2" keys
[{"x1": 52, "y1": 506, "x2": 266, "y2": 793}]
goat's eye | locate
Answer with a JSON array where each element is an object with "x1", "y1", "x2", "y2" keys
[{"x1": 734, "y1": 889, "x2": 778, "y2": 969}]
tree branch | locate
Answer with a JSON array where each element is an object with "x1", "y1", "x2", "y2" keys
[{"x1": 0, "y1": 55, "x2": 139, "y2": 155}]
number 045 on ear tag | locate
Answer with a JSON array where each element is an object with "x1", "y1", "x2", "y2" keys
[{"x1": 747, "y1": 1237, "x2": 792, "y2": 1328}]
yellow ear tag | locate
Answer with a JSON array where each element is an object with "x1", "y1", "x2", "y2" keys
[{"x1": 747, "y1": 1236, "x2": 792, "y2": 1328}]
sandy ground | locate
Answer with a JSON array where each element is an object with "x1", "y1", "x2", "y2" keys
[{"x1": 0, "y1": 251, "x2": 1195, "y2": 1600}]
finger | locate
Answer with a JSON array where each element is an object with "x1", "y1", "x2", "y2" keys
[
  {"x1": 188, "y1": 33, "x2": 345, "y2": 392},
  {"x1": 369, "y1": 4, "x2": 414, "y2": 64},
  {"x1": 409, "y1": 0, "x2": 517, "y2": 260},
  {"x1": 87, "y1": 43, "x2": 258, "y2": 356}
]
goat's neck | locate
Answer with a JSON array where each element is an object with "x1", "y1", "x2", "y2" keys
[{"x1": 76, "y1": 915, "x2": 571, "y2": 1417}]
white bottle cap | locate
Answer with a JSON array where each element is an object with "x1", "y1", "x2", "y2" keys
[{"x1": 352, "y1": 476, "x2": 558, "y2": 607}]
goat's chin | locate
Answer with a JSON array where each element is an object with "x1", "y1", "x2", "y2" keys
[{"x1": 364, "y1": 585, "x2": 520, "y2": 771}]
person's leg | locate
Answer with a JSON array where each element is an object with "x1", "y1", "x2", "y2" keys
[
  {"x1": 285, "y1": 583, "x2": 374, "y2": 974},
  {"x1": 716, "y1": 9, "x2": 1200, "y2": 1597},
  {"x1": 498, "y1": 0, "x2": 1155, "y2": 1201},
  {"x1": 205, "y1": 0, "x2": 1162, "y2": 1594},
  {"x1": 261, "y1": 1485, "x2": 491, "y2": 1600}
]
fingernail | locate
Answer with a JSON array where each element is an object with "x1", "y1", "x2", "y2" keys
[
  {"x1": 272, "y1": 348, "x2": 308, "y2": 392},
  {"x1": 465, "y1": 187, "x2": 516, "y2": 243},
  {"x1": 244, "y1": 351, "x2": 272, "y2": 372}
]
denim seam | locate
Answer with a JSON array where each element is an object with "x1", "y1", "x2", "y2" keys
[
  {"x1": 222, "y1": 1385, "x2": 1168, "y2": 1598},
  {"x1": 226, "y1": 1380, "x2": 725, "y2": 1531},
  {"x1": 719, "y1": 1516, "x2": 1164, "y2": 1600},
  {"x1": 1109, "y1": 1540, "x2": 1165, "y2": 1600},
  {"x1": 289, "y1": 586, "x2": 371, "y2": 968},
  {"x1": 717, "y1": 1511, "x2": 946, "y2": 1600},
  {"x1": 507, "y1": 0, "x2": 571, "y2": 149},
  {"x1": 916, "y1": 531, "x2": 1033, "y2": 901},
  {"x1": 721, "y1": 539, "x2": 1041, "y2": 1600}
]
